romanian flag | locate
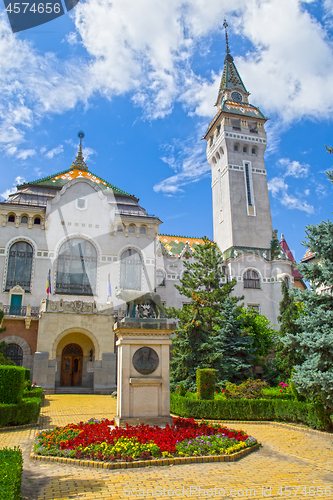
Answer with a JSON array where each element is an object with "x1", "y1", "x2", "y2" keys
[{"x1": 46, "y1": 269, "x2": 51, "y2": 295}]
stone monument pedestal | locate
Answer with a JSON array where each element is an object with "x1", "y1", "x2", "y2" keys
[{"x1": 114, "y1": 320, "x2": 174, "y2": 427}]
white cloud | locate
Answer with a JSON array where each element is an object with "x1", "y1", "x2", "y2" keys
[
  {"x1": 1, "y1": 175, "x2": 26, "y2": 200},
  {"x1": 268, "y1": 176, "x2": 314, "y2": 214},
  {"x1": 278, "y1": 158, "x2": 310, "y2": 178},
  {"x1": 16, "y1": 149, "x2": 36, "y2": 160},
  {"x1": 44, "y1": 145, "x2": 64, "y2": 159},
  {"x1": 153, "y1": 126, "x2": 209, "y2": 194}
]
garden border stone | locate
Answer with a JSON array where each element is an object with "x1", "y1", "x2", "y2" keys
[{"x1": 30, "y1": 442, "x2": 261, "y2": 469}]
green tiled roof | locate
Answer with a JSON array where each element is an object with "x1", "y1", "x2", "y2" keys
[{"x1": 19, "y1": 167, "x2": 137, "y2": 199}]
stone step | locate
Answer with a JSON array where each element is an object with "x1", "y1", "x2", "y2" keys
[{"x1": 55, "y1": 387, "x2": 94, "y2": 394}]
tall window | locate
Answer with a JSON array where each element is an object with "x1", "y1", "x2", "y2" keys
[
  {"x1": 56, "y1": 238, "x2": 97, "y2": 295},
  {"x1": 245, "y1": 164, "x2": 252, "y2": 206},
  {"x1": 6, "y1": 241, "x2": 33, "y2": 291},
  {"x1": 244, "y1": 270, "x2": 260, "y2": 289},
  {"x1": 156, "y1": 269, "x2": 166, "y2": 287},
  {"x1": 120, "y1": 249, "x2": 142, "y2": 290},
  {"x1": 5, "y1": 344, "x2": 23, "y2": 366}
]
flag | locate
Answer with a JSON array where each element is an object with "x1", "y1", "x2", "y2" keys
[
  {"x1": 107, "y1": 273, "x2": 111, "y2": 301},
  {"x1": 46, "y1": 269, "x2": 51, "y2": 295}
]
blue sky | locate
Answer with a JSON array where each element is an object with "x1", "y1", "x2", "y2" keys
[{"x1": 1, "y1": 0, "x2": 333, "y2": 263}]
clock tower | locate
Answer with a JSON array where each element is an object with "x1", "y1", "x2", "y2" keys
[{"x1": 203, "y1": 21, "x2": 292, "y2": 326}]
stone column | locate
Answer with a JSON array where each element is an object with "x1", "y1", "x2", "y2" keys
[{"x1": 114, "y1": 320, "x2": 175, "y2": 427}]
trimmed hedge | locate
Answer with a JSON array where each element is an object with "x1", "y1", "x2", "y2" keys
[
  {"x1": 23, "y1": 387, "x2": 43, "y2": 400},
  {"x1": 0, "y1": 447, "x2": 23, "y2": 500},
  {"x1": 0, "y1": 398, "x2": 41, "y2": 427},
  {"x1": 24, "y1": 369, "x2": 31, "y2": 382},
  {"x1": 170, "y1": 394, "x2": 330, "y2": 430},
  {"x1": 197, "y1": 369, "x2": 215, "y2": 400},
  {"x1": 0, "y1": 366, "x2": 25, "y2": 404}
]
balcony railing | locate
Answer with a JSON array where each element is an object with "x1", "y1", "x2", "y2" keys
[
  {"x1": 3, "y1": 305, "x2": 40, "y2": 317},
  {"x1": 3, "y1": 305, "x2": 27, "y2": 316}
]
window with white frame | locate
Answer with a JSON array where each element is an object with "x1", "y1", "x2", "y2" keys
[
  {"x1": 56, "y1": 238, "x2": 97, "y2": 295},
  {"x1": 120, "y1": 249, "x2": 142, "y2": 290},
  {"x1": 6, "y1": 241, "x2": 33, "y2": 292}
]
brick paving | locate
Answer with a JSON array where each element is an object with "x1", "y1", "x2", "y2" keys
[{"x1": 1, "y1": 395, "x2": 333, "y2": 500}]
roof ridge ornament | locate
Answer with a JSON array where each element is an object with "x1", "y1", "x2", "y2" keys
[{"x1": 71, "y1": 131, "x2": 88, "y2": 171}]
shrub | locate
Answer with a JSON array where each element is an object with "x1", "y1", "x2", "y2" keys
[
  {"x1": 224, "y1": 379, "x2": 269, "y2": 400},
  {"x1": 0, "y1": 366, "x2": 25, "y2": 404},
  {"x1": 197, "y1": 369, "x2": 215, "y2": 400},
  {"x1": 0, "y1": 447, "x2": 22, "y2": 500},
  {"x1": 23, "y1": 387, "x2": 43, "y2": 400},
  {"x1": 262, "y1": 387, "x2": 294, "y2": 401},
  {"x1": 24, "y1": 369, "x2": 31, "y2": 383},
  {"x1": 170, "y1": 394, "x2": 330, "y2": 430},
  {"x1": 178, "y1": 383, "x2": 186, "y2": 397},
  {"x1": 0, "y1": 398, "x2": 41, "y2": 427}
]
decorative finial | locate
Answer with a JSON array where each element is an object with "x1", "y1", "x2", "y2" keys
[
  {"x1": 71, "y1": 131, "x2": 88, "y2": 171},
  {"x1": 223, "y1": 19, "x2": 230, "y2": 55},
  {"x1": 281, "y1": 233, "x2": 285, "y2": 241}
]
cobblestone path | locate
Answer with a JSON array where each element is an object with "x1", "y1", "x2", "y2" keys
[{"x1": 1, "y1": 395, "x2": 333, "y2": 500}]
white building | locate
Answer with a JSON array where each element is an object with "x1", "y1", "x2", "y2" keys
[{"x1": 0, "y1": 35, "x2": 296, "y2": 391}]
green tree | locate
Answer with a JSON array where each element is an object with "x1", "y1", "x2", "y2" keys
[
  {"x1": 0, "y1": 311, "x2": 10, "y2": 366},
  {"x1": 239, "y1": 307, "x2": 275, "y2": 361},
  {"x1": 283, "y1": 171, "x2": 333, "y2": 411},
  {"x1": 213, "y1": 298, "x2": 256, "y2": 384},
  {"x1": 170, "y1": 294, "x2": 213, "y2": 390},
  {"x1": 270, "y1": 282, "x2": 305, "y2": 381},
  {"x1": 167, "y1": 237, "x2": 236, "y2": 333}
]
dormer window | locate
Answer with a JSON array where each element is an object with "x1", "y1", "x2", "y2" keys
[
  {"x1": 231, "y1": 118, "x2": 241, "y2": 131},
  {"x1": 216, "y1": 125, "x2": 221, "y2": 136},
  {"x1": 249, "y1": 121, "x2": 258, "y2": 133}
]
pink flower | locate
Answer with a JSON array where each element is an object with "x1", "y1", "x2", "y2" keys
[
  {"x1": 280, "y1": 390, "x2": 282, "y2": 392},
  {"x1": 222, "y1": 390, "x2": 225, "y2": 393}
]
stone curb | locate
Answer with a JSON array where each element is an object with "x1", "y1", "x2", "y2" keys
[
  {"x1": 0, "y1": 421, "x2": 39, "y2": 432},
  {"x1": 30, "y1": 443, "x2": 260, "y2": 469},
  {"x1": 189, "y1": 419, "x2": 333, "y2": 437}
]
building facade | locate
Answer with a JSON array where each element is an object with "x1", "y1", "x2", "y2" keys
[{"x1": 0, "y1": 37, "x2": 298, "y2": 391}]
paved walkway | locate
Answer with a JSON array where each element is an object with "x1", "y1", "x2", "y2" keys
[{"x1": 1, "y1": 395, "x2": 333, "y2": 500}]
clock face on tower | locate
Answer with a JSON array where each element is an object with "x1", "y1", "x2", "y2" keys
[{"x1": 231, "y1": 91, "x2": 242, "y2": 103}]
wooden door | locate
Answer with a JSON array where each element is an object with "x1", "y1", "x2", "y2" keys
[{"x1": 60, "y1": 344, "x2": 83, "y2": 387}]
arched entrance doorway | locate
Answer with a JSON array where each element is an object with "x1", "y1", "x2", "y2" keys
[{"x1": 60, "y1": 344, "x2": 83, "y2": 387}]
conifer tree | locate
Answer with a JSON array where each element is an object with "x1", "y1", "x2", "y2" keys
[
  {"x1": 213, "y1": 298, "x2": 255, "y2": 383},
  {"x1": 170, "y1": 294, "x2": 213, "y2": 390},
  {"x1": 271, "y1": 281, "x2": 305, "y2": 380},
  {"x1": 283, "y1": 171, "x2": 333, "y2": 411},
  {"x1": 167, "y1": 236, "x2": 236, "y2": 332}
]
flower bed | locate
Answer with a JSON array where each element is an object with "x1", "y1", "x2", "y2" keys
[{"x1": 34, "y1": 417, "x2": 258, "y2": 462}]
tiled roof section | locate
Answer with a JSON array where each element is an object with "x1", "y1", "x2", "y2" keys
[
  {"x1": 280, "y1": 234, "x2": 303, "y2": 280},
  {"x1": 301, "y1": 249, "x2": 316, "y2": 262},
  {"x1": 22, "y1": 167, "x2": 137, "y2": 199},
  {"x1": 218, "y1": 55, "x2": 248, "y2": 95},
  {"x1": 222, "y1": 100, "x2": 266, "y2": 119},
  {"x1": 158, "y1": 234, "x2": 207, "y2": 257},
  {"x1": 203, "y1": 101, "x2": 266, "y2": 139}
]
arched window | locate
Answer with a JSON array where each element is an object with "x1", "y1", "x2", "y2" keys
[
  {"x1": 117, "y1": 224, "x2": 124, "y2": 232},
  {"x1": 243, "y1": 146, "x2": 248, "y2": 153},
  {"x1": 284, "y1": 276, "x2": 290, "y2": 289},
  {"x1": 219, "y1": 147, "x2": 224, "y2": 155},
  {"x1": 6, "y1": 241, "x2": 33, "y2": 291},
  {"x1": 56, "y1": 238, "x2": 97, "y2": 295},
  {"x1": 8, "y1": 214, "x2": 15, "y2": 223},
  {"x1": 212, "y1": 156, "x2": 217, "y2": 164},
  {"x1": 21, "y1": 216, "x2": 28, "y2": 224},
  {"x1": 34, "y1": 217, "x2": 41, "y2": 225},
  {"x1": 128, "y1": 225, "x2": 135, "y2": 233},
  {"x1": 252, "y1": 147, "x2": 256, "y2": 155},
  {"x1": 234, "y1": 144, "x2": 239, "y2": 152},
  {"x1": 120, "y1": 249, "x2": 142, "y2": 290},
  {"x1": 140, "y1": 226, "x2": 147, "y2": 234},
  {"x1": 156, "y1": 269, "x2": 166, "y2": 287},
  {"x1": 5, "y1": 344, "x2": 23, "y2": 366},
  {"x1": 244, "y1": 270, "x2": 260, "y2": 289},
  {"x1": 216, "y1": 152, "x2": 220, "y2": 160}
]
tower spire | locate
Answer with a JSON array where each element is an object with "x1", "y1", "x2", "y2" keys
[
  {"x1": 223, "y1": 19, "x2": 230, "y2": 58},
  {"x1": 71, "y1": 131, "x2": 88, "y2": 171}
]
